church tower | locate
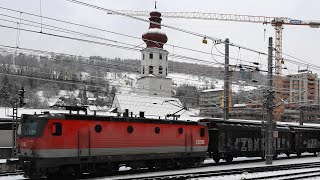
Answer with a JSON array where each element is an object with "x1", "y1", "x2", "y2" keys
[{"x1": 136, "y1": 11, "x2": 172, "y2": 97}]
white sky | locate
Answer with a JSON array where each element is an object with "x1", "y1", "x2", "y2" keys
[{"x1": 0, "y1": 0, "x2": 319, "y2": 75}]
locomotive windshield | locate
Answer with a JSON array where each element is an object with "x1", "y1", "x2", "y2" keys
[
  {"x1": 19, "y1": 115, "x2": 48, "y2": 137},
  {"x1": 21, "y1": 121, "x2": 38, "y2": 136}
]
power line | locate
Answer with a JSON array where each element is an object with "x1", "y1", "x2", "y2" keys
[
  {"x1": 0, "y1": 6, "x2": 231, "y2": 62},
  {"x1": 0, "y1": 5, "x2": 317, "y2": 73},
  {"x1": 1, "y1": 10, "x2": 316, "y2": 85},
  {"x1": 2, "y1": 6, "x2": 308, "y2": 73}
]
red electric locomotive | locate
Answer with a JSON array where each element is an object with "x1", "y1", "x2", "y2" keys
[{"x1": 17, "y1": 112, "x2": 208, "y2": 179}]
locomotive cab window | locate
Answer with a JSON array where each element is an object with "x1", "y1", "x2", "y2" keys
[
  {"x1": 52, "y1": 122, "x2": 62, "y2": 136},
  {"x1": 21, "y1": 120, "x2": 38, "y2": 136},
  {"x1": 200, "y1": 128, "x2": 205, "y2": 137}
]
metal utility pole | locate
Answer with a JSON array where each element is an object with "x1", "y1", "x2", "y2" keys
[
  {"x1": 224, "y1": 38, "x2": 230, "y2": 120},
  {"x1": 12, "y1": 103, "x2": 18, "y2": 158},
  {"x1": 266, "y1": 37, "x2": 274, "y2": 165},
  {"x1": 12, "y1": 86, "x2": 26, "y2": 158},
  {"x1": 299, "y1": 106, "x2": 304, "y2": 125}
]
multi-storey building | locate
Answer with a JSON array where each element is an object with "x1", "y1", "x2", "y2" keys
[
  {"x1": 199, "y1": 88, "x2": 224, "y2": 116},
  {"x1": 281, "y1": 71, "x2": 320, "y2": 110}
]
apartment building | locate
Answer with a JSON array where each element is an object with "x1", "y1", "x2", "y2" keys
[
  {"x1": 281, "y1": 71, "x2": 320, "y2": 110},
  {"x1": 199, "y1": 88, "x2": 224, "y2": 116}
]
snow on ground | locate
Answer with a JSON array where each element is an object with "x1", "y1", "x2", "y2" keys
[
  {"x1": 110, "y1": 153, "x2": 320, "y2": 180},
  {"x1": 116, "y1": 72, "x2": 257, "y2": 94},
  {"x1": 199, "y1": 167, "x2": 320, "y2": 180},
  {"x1": 0, "y1": 175, "x2": 25, "y2": 180},
  {"x1": 168, "y1": 73, "x2": 257, "y2": 93}
]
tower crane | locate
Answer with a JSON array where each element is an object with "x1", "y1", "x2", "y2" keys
[{"x1": 105, "y1": 10, "x2": 320, "y2": 121}]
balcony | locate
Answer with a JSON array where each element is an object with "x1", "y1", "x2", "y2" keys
[
  {"x1": 282, "y1": 79, "x2": 290, "y2": 83},
  {"x1": 282, "y1": 95, "x2": 289, "y2": 99},
  {"x1": 308, "y1": 76, "x2": 316, "y2": 80},
  {"x1": 308, "y1": 94, "x2": 315, "y2": 98},
  {"x1": 308, "y1": 89, "x2": 316, "y2": 93}
]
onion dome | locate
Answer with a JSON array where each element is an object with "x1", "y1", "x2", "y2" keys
[{"x1": 142, "y1": 11, "x2": 168, "y2": 48}]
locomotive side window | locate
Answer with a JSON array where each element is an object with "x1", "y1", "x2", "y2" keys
[
  {"x1": 178, "y1": 127, "x2": 183, "y2": 134},
  {"x1": 155, "y1": 127, "x2": 160, "y2": 134},
  {"x1": 200, "y1": 128, "x2": 205, "y2": 137},
  {"x1": 127, "y1": 126, "x2": 134, "y2": 133},
  {"x1": 95, "y1": 124, "x2": 102, "y2": 133},
  {"x1": 52, "y1": 122, "x2": 62, "y2": 136}
]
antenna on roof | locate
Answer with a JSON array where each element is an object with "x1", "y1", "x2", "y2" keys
[{"x1": 154, "y1": 0, "x2": 157, "y2": 10}]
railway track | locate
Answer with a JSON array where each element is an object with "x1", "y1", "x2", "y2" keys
[
  {"x1": 247, "y1": 168, "x2": 320, "y2": 180},
  {"x1": 0, "y1": 170, "x2": 23, "y2": 177},
  {"x1": 114, "y1": 161, "x2": 320, "y2": 180},
  {"x1": 0, "y1": 155, "x2": 317, "y2": 179}
]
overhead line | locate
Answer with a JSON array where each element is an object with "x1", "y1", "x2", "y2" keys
[{"x1": 0, "y1": 5, "x2": 316, "y2": 72}]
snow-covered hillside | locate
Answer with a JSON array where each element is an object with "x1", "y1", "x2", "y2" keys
[
  {"x1": 32, "y1": 71, "x2": 258, "y2": 108},
  {"x1": 106, "y1": 71, "x2": 258, "y2": 94}
]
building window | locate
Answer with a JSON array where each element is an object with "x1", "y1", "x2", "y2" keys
[
  {"x1": 149, "y1": 53, "x2": 153, "y2": 59},
  {"x1": 159, "y1": 54, "x2": 162, "y2": 59},
  {"x1": 149, "y1": 66, "x2": 153, "y2": 74},
  {"x1": 159, "y1": 66, "x2": 163, "y2": 74},
  {"x1": 166, "y1": 68, "x2": 168, "y2": 76},
  {"x1": 143, "y1": 54, "x2": 145, "y2": 60},
  {"x1": 142, "y1": 66, "x2": 145, "y2": 74}
]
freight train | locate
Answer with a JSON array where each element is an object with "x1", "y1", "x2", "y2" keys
[
  {"x1": 200, "y1": 118, "x2": 320, "y2": 163},
  {"x1": 17, "y1": 112, "x2": 320, "y2": 179}
]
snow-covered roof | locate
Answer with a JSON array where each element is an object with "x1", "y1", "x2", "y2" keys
[
  {"x1": 233, "y1": 104, "x2": 246, "y2": 108},
  {"x1": 0, "y1": 106, "x2": 117, "y2": 119},
  {"x1": 143, "y1": 28, "x2": 167, "y2": 36},
  {"x1": 202, "y1": 88, "x2": 224, "y2": 93},
  {"x1": 112, "y1": 94, "x2": 190, "y2": 119}
]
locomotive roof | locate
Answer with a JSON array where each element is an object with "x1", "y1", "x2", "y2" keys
[{"x1": 21, "y1": 113, "x2": 205, "y2": 126}]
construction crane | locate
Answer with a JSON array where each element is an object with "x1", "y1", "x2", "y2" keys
[{"x1": 106, "y1": 10, "x2": 320, "y2": 121}]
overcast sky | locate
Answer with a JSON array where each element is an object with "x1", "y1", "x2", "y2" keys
[{"x1": 0, "y1": 0, "x2": 319, "y2": 74}]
